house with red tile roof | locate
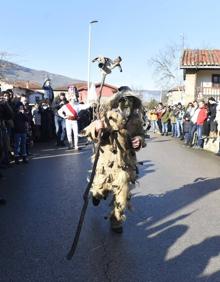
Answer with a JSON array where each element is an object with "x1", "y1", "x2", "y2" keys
[
  {"x1": 0, "y1": 78, "x2": 118, "y2": 104},
  {"x1": 0, "y1": 79, "x2": 44, "y2": 104},
  {"x1": 52, "y1": 82, "x2": 118, "y2": 102},
  {"x1": 77, "y1": 83, "x2": 118, "y2": 103},
  {"x1": 181, "y1": 49, "x2": 220, "y2": 102}
]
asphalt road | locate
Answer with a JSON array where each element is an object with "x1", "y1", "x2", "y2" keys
[{"x1": 0, "y1": 135, "x2": 220, "y2": 282}]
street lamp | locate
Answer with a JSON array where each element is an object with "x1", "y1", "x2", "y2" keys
[{"x1": 87, "y1": 20, "x2": 98, "y2": 95}]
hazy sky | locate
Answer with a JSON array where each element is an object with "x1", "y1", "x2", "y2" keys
[{"x1": 1, "y1": 0, "x2": 220, "y2": 89}]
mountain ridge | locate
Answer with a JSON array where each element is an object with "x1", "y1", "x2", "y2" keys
[{"x1": 0, "y1": 60, "x2": 85, "y2": 88}]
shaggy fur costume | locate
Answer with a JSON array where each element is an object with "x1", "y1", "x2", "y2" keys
[{"x1": 82, "y1": 104, "x2": 145, "y2": 224}]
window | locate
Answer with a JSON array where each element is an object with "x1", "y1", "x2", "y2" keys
[{"x1": 212, "y1": 74, "x2": 220, "y2": 85}]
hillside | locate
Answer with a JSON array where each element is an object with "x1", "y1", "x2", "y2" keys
[{"x1": 0, "y1": 60, "x2": 85, "y2": 88}]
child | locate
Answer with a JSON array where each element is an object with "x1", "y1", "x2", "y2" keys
[
  {"x1": 183, "y1": 113, "x2": 191, "y2": 145},
  {"x1": 14, "y1": 105, "x2": 29, "y2": 164}
]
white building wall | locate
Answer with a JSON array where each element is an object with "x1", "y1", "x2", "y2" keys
[
  {"x1": 0, "y1": 81, "x2": 13, "y2": 91},
  {"x1": 167, "y1": 90, "x2": 185, "y2": 105},
  {"x1": 184, "y1": 71, "x2": 197, "y2": 103},
  {"x1": 196, "y1": 69, "x2": 220, "y2": 88}
]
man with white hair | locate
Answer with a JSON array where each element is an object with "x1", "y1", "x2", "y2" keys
[{"x1": 58, "y1": 88, "x2": 90, "y2": 150}]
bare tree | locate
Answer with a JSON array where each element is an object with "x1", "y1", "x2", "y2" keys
[{"x1": 150, "y1": 44, "x2": 183, "y2": 90}]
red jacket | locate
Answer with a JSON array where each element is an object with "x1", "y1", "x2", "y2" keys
[{"x1": 196, "y1": 107, "x2": 207, "y2": 125}]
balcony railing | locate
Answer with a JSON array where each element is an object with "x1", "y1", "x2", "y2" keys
[{"x1": 196, "y1": 86, "x2": 220, "y2": 100}]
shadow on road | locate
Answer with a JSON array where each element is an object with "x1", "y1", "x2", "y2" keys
[
  {"x1": 138, "y1": 160, "x2": 155, "y2": 178},
  {"x1": 1, "y1": 142, "x2": 220, "y2": 281},
  {"x1": 85, "y1": 178, "x2": 220, "y2": 282},
  {"x1": 153, "y1": 139, "x2": 171, "y2": 143},
  {"x1": 127, "y1": 177, "x2": 220, "y2": 281}
]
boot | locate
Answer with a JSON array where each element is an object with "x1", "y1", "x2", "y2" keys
[
  {"x1": 92, "y1": 196, "x2": 100, "y2": 206},
  {"x1": 60, "y1": 140, "x2": 65, "y2": 147},
  {"x1": 56, "y1": 137, "x2": 60, "y2": 146},
  {"x1": 22, "y1": 156, "x2": 28, "y2": 164},
  {"x1": 110, "y1": 215, "x2": 123, "y2": 234},
  {"x1": 67, "y1": 142, "x2": 73, "y2": 150},
  {"x1": 0, "y1": 198, "x2": 6, "y2": 205},
  {"x1": 15, "y1": 157, "x2": 20, "y2": 165}
]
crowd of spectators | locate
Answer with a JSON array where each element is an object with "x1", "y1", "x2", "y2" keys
[
  {"x1": 148, "y1": 97, "x2": 220, "y2": 151},
  {"x1": 0, "y1": 89, "x2": 92, "y2": 177}
]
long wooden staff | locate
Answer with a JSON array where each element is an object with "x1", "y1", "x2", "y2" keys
[{"x1": 66, "y1": 74, "x2": 106, "y2": 260}]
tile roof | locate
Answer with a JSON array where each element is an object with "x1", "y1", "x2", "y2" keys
[
  {"x1": 14, "y1": 81, "x2": 42, "y2": 89},
  {"x1": 168, "y1": 86, "x2": 185, "y2": 92},
  {"x1": 77, "y1": 83, "x2": 118, "y2": 92},
  {"x1": 181, "y1": 49, "x2": 220, "y2": 68}
]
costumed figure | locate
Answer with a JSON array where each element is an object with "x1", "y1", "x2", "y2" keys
[
  {"x1": 58, "y1": 87, "x2": 90, "y2": 150},
  {"x1": 82, "y1": 86, "x2": 146, "y2": 233}
]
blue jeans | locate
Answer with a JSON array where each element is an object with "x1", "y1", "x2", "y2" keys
[
  {"x1": 151, "y1": 120, "x2": 158, "y2": 132},
  {"x1": 184, "y1": 132, "x2": 191, "y2": 144},
  {"x1": 176, "y1": 119, "x2": 183, "y2": 137},
  {"x1": 2, "y1": 127, "x2": 9, "y2": 163},
  {"x1": 54, "y1": 115, "x2": 66, "y2": 142},
  {"x1": 171, "y1": 123, "x2": 177, "y2": 137},
  {"x1": 189, "y1": 123, "x2": 197, "y2": 145},
  {"x1": 197, "y1": 125, "x2": 204, "y2": 147},
  {"x1": 162, "y1": 122, "x2": 168, "y2": 134},
  {"x1": 14, "y1": 133, "x2": 27, "y2": 157}
]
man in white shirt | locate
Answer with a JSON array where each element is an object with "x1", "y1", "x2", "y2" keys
[{"x1": 58, "y1": 93, "x2": 90, "y2": 150}]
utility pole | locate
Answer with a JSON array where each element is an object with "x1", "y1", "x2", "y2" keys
[{"x1": 87, "y1": 20, "x2": 98, "y2": 96}]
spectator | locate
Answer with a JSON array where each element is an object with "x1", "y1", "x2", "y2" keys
[
  {"x1": 0, "y1": 92, "x2": 14, "y2": 167},
  {"x1": 207, "y1": 97, "x2": 218, "y2": 138},
  {"x1": 161, "y1": 106, "x2": 169, "y2": 136},
  {"x1": 195, "y1": 100, "x2": 208, "y2": 149},
  {"x1": 183, "y1": 112, "x2": 191, "y2": 145},
  {"x1": 14, "y1": 104, "x2": 29, "y2": 164},
  {"x1": 185, "y1": 102, "x2": 194, "y2": 116},
  {"x1": 156, "y1": 103, "x2": 164, "y2": 134},
  {"x1": 189, "y1": 101, "x2": 199, "y2": 147},
  {"x1": 41, "y1": 100, "x2": 54, "y2": 141},
  {"x1": 42, "y1": 78, "x2": 54, "y2": 104},
  {"x1": 32, "y1": 103, "x2": 42, "y2": 142},
  {"x1": 169, "y1": 105, "x2": 177, "y2": 137},
  {"x1": 176, "y1": 103, "x2": 185, "y2": 139},
  {"x1": 58, "y1": 92, "x2": 90, "y2": 150},
  {"x1": 53, "y1": 93, "x2": 67, "y2": 146},
  {"x1": 149, "y1": 107, "x2": 158, "y2": 133},
  {"x1": 216, "y1": 101, "x2": 220, "y2": 155}
]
